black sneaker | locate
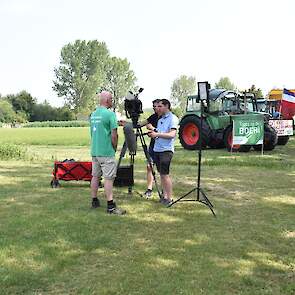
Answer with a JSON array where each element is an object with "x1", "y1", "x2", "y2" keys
[
  {"x1": 107, "y1": 204, "x2": 126, "y2": 215},
  {"x1": 91, "y1": 198, "x2": 100, "y2": 208},
  {"x1": 143, "y1": 189, "x2": 152, "y2": 198},
  {"x1": 161, "y1": 198, "x2": 173, "y2": 206}
]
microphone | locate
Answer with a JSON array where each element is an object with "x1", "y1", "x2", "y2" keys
[{"x1": 123, "y1": 122, "x2": 137, "y2": 154}]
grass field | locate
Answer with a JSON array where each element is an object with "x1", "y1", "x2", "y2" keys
[
  {"x1": 0, "y1": 128, "x2": 294, "y2": 294},
  {"x1": 0, "y1": 127, "x2": 91, "y2": 146}
]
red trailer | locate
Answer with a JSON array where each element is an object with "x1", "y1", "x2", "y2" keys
[
  {"x1": 51, "y1": 160, "x2": 92, "y2": 188},
  {"x1": 51, "y1": 160, "x2": 134, "y2": 192}
]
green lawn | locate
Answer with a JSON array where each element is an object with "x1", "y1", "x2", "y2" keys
[{"x1": 0, "y1": 128, "x2": 294, "y2": 294}]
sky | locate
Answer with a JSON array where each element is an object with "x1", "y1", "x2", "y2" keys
[{"x1": 0, "y1": 0, "x2": 294, "y2": 108}]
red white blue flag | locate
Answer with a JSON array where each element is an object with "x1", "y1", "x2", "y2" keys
[{"x1": 281, "y1": 88, "x2": 295, "y2": 119}]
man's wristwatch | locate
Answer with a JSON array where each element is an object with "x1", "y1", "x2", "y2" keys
[{"x1": 154, "y1": 129, "x2": 159, "y2": 139}]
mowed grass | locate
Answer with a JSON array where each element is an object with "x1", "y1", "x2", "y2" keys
[{"x1": 0, "y1": 128, "x2": 294, "y2": 295}]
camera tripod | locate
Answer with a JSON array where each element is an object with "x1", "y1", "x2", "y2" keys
[{"x1": 117, "y1": 123, "x2": 162, "y2": 199}]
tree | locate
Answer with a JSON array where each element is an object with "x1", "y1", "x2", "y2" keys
[
  {"x1": 53, "y1": 40, "x2": 137, "y2": 113},
  {"x1": 215, "y1": 77, "x2": 236, "y2": 90},
  {"x1": 53, "y1": 40, "x2": 110, "y2": 112},
  {"x1": 55, "y1": 106, "x2": 76, "y2": 121},
  {"x1": 30, "y1": 101, "x2": 75, "y2": 122},
  {"x1": 0, "y1": 100, "x2": 17, "y2": 123},
  {"x1": 14, "y1": 111, "x2": 28, "y2": 123},
  {"x1": 6, "y1": 90, "x2": 36, "y2": 120},
  {"x1": 104, "y1": 57, "x2": 136, "y2": 112},
  {"x1": 247, "y1": 85, "x2": 263, "y2": 98},
  {"x1": 30, "y1": 102, "x2": 56, "y2": 122},
  {"x1": 170, "y1": 75, "x2": 196, "y2": 115}
]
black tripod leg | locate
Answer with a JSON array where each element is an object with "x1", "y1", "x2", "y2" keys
[
  {"x1": 168, "y1": 187, "x2": 216, "y2": 216},
  {"x1": 167, "y1": 187, "x2": 198, "y2": 207},
  {"x1": 199, "y1": 188, "x2": 214, "y2": 208},
  {"x1": 149, "y1": 162, "x2": 162, "y2": 199},
  {"x1": 117, "y1": 141, "x2": 128, "y2": 168},
  {"x1": 137, "y1": 127, "x2": 162, "y2": 199},
  {"x1": 199, "y1": 189, "x2": 216, "y2": 217},
  {"x1": 199, "y1": 200, "x2": 216, "y2": 217}
]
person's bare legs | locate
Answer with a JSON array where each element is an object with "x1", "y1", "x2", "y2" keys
[
  {"x1": 91, "y1": 176, "x2": 114, "y2": 201},
  {"x1": 104, "y1": 178, "x2": 126, "y2": 215},
  {"x1": 147, "y1": 164, "x2": 153, "y2": 190},
  {"x1": 91, "y1": 176, "x2": 100, "y2": 198},
  {"x1": 91, "y1": 176, "x2": 101, "y2": 208},
  {"x1": 160, "y1": 174, "x2": 172, "y2": 200},
  {"x1": 104, "y1": 178, "x2": 114, "y2": 201}
]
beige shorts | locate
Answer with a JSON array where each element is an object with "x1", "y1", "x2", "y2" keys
[{"x1": 92, "y1": 157, "x2": 117, "y2": 180}]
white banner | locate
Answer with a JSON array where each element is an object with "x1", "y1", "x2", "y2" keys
[{"x1": 268, "y1": 120, "x2": 294, "y2": 136}]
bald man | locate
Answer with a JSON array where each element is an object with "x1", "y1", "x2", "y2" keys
[{"x1": 90, "y1": 91, "x2": 126, "y2": 215}]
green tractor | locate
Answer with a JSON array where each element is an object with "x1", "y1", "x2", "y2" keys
[{"x1": 179, "y1": 89, "x2": 278, "y2": 152}]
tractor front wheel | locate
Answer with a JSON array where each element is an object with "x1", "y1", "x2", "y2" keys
[
  {"x1": 253, "y1": 124, "x2": 278, "y2": 151},
  {"x1": 277, "y1": 135, "x2": 289, "y2": 145}
]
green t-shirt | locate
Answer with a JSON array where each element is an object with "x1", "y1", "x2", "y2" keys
[{"x1": 90, "y1": 107, "x2": 118, "y2": 157}]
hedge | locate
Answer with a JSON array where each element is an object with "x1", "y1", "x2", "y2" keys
[{"x1": 22, "y1": 121, "x2": 89, "y2": 128}]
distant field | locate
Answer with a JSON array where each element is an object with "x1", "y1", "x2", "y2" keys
[
  {"x1": 0, "y1": 127, "x2": 91, "y2": 146},
  {"x1": 0, "y1": 128, "x2": 295, "y2": 294},
  {"x1": 0, "y1": 126, "x2": 151, "y2": 147},
  {"x1": 0, "y1": 127, "x2": 126, "y2": 146}
]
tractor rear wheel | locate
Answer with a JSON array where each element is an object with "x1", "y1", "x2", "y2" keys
[
  {"x1": 208, "y1": 131, "x2": 225, "y2": 149},
  {"x1": 224, "y1": 126, "x2": 251, "y2": 152},
  {"x1": 253, "y1": 124, "x2": 278, "y2": 151},
  {"x1": 277, "y1": 135, "x2": 289, "y2": 145},
  {"x1": 179, "y1": 116, "x2": 210, "y2": 150}
]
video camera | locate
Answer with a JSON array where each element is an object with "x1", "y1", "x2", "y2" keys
[{"x1": 124, "y1": 88, "x2": 144, "y2": 127}]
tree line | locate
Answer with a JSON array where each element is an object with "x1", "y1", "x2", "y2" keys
[
  {"x1": 0, "y1": 91, "x2": 74, "y2": 124},
  {"x1": 0, "y1": 39, "x2": 264, "y2": 124}
]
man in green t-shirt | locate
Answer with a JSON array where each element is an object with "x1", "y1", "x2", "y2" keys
[{"x1": 90, "y1": 91, "x2": 126, "y2": 215}]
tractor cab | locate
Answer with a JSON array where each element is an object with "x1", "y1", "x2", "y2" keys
[
  {"x1": 207, "y1": 89, "x2": 249, "y2": 115},
  {"x1": 255, "y1": 98, "x2": 267, "y2": 112},
  {"x1": 186, "y1": 95, "x2": 201, "y2": 112},
  {"x1": 186, "y1": 89, "x2": 240, "y2": 114}
]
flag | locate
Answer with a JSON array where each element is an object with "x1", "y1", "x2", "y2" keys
[{"x1": 281, "y1": 88, "x2": 295, "y2": 119}]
